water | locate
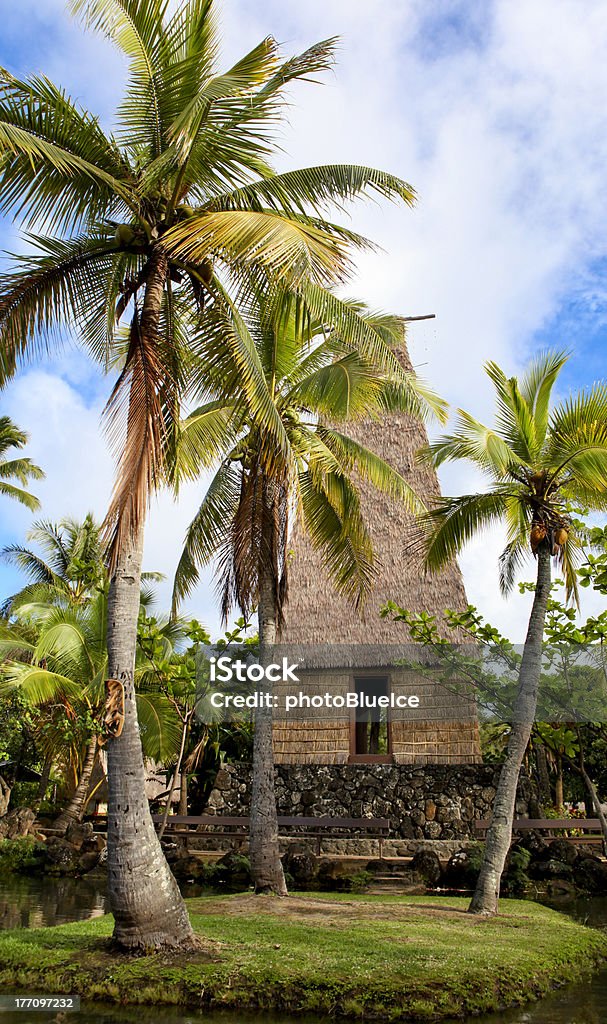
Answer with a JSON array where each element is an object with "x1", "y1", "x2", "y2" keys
[
  {"x1": 0, "y1": 875, "x2": 606, "y2": 1023},
  {"x1": 0, "y1": 873, "x2": 107, "y2": 930},
  {"x1": 469, "y1": 897, "x2": 607, "y2": 1024}
]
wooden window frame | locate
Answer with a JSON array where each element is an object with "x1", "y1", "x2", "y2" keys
[{"x1": 348, "y1": 673, "x2": 393, "y2": 764}]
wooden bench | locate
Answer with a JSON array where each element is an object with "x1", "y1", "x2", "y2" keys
[
  {"x1": 475, "y1": 818, "x2": 605, "y2": 846},
  {"x1": 148, "y1": 814, "x2": 391, "y2": 857}
]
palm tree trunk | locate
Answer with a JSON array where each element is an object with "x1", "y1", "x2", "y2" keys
[
  {"x1": 469, "y1": 544, "x2": 551, "y2": 915},
  {"x1": 249, "y1": 534, "x2": 288, "y2": 895},
  {"x1": 533, "y1": 737, "x2": 552, "y2": 808},
  {"x1": 574, "y1": 731, "x2": 607, "y2": 856},
  {"x1": 555, "y1": 753, "x2": 564, "y2": 810},
  {"x1": 32, "y1": 754, "x2": 53, "y2": 814},
  {"x1": 179, "y1": 767, "x2": 188, "y2": 816},
  {"x1": 106, "y1": 525, "x2": 195, "y2": 949},
  {"x1": 0, "y1": 775, "x2": 11, "y2": 817},
  {"x1": 54, "y1": 737, "x2": 98, "y2": 833},
  {"x1": 105, "y1": 252, "x2": 194, "y2": 951},
  {"x1": 158, "y1": 716, "x2": 189, "y2": 841}
]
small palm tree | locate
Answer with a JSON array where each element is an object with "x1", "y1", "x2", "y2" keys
[
  {"x1": 0, "y1": 0, "x2": 417, "y2": 948},
  {"x1": 418, "y1": 351, "x2": 607, "y2": 914},
  {"x1": 0, "y1": 520, "x2": 182, "y2": 831},
  {"x1": 173, "y1": 290, "x2": 442, "y2": 892},
  {"x1": 2, "y1": 514, "x2": 104, "y2": 610},
  {"x1": 0, "y1": 416, "x2": 43, "y2": 510}
]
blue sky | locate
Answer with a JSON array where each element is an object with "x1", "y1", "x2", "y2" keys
[{"x1": 0, "y1": 0, "x2": 606, "y2": 638}]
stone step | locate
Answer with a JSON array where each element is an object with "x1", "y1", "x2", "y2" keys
[
  {"x1": 371, "y1": 874, "x2": 412, "y2": 882},
  {"x1": 366, "y1": 882, "x2": 423, "y2": 894}
]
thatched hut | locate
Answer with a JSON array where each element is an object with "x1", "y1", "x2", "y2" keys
[{"x1": 275, "y1": 344, "x2": 481, "y2": 766}]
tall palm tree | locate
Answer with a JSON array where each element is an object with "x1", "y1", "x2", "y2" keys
[
  {"x1": 0, "y1": 416, "x2": 43, "y2": 510},
  {"x1": 418, "y1": 351, "x2": 607, "y2": 915},
  {"x1": 0, "y1": 0, "x2": 418, "y2": 947},
  {"x1": 172, "y1": 289, "x2": 442, "y2": 892}
]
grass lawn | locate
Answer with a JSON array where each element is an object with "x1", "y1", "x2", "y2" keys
[{"x1": 0, "y1": 893, "x2": 605, "y2": 1021}]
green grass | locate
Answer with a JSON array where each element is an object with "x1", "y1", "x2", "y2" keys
[{"x1": 0, "y1": 893, "x2": 605, "y2": 1021}]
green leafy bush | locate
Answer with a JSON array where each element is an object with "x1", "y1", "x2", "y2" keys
[
  {"x1": 0, "y1": 837, "x2": 46, "y2": 873},
  {"x1": 503, "y1": 846, "x2": 532, "y2": 894}
]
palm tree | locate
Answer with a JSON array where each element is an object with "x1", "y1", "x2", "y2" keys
[
  {"x1": 0, "y1": 563, "x2": 182, "y2": 833},
  {"x1": 418, "y1": 351, "x2": 607, "y2": 915},
  {"x1": 2, "y1": 514, "x2": 104, "y2": 611},
  {"x1": 172, "y1": 289, "x2": 442, "y2": 892},
  {"x1": 1, "y1": 515, "x2": 105, "y2": 824},
  {"x1": 0, "y1": 0, "x2": 418, "y2": 947},
  {"x1": 0, "y1": 416, "x2": 43, "y2": 510}
]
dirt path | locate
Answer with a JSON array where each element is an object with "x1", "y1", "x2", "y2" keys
[{"x1": 187, "y1": 892, "x2": 514, "y2": 926}]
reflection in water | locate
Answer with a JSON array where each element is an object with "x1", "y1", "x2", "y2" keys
[
  {"x1": 1, "y1": 875, "x2": 607, "y2": 1023},
  {"x1": 467, "y1": 897, "x2": 607, "y2": 1024},
  {"x1": 0, "y1": 873, "x2": 107, "y2": 930},
  {"x1": 469, "y1": 976, "x2": 607, "y2": 1024},
  {"x1": 0, "y1": 1007, "x2": 275, "y2": 1024}
]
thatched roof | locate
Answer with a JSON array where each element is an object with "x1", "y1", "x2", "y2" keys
[{"x1": 280, "y1": 345, "x2": 468, "y2": 647}]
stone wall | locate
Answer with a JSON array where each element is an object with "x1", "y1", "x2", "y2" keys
[{"x1": 204, "y1": 762, "x2": 537, "y2": 845}]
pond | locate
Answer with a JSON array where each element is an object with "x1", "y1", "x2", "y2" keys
[{"x1": 0, "y1": 874, "x2": 606, "y2": 1023}]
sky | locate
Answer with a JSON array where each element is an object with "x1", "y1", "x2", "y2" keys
[{"x1": 0, "y1": 0, "x2": 606, "y2": 639}]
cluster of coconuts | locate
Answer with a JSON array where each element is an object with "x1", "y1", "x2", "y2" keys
[
  {"x1": 112, "y1": 210, "x2": 214, "y2": 303},
  {"x1": 530, "y1": 520, "x2": 570, "y2": 555},
  {"x1": 112, "y1": 205, "x2": 196, "y2": 250}
]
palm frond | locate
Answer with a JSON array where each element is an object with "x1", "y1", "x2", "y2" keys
[
  {"x1": 0, "y1": 68, "x2": 135, "y2": 230},
  {"x1": 68, "y1": 0, "x2": 169, "y2": 156},
  {"x1": 0, "y1": 235, "x2": 118, "y2": 382},
  {"x1": 299, "y1": 469, "x2": 376, "y2": 609},
  {"x1": 195, "y1": 278, "x2": 290, "y2": 463},
  {"x1": 302, "y1": 283, "x2": 407, "y2": 368},
  {"x1": 554, "y1": 530, "x2": 583, "y2": 605},
  {"x1": 136, "y1": 691, "x2": 182, "y2": 762},
  {"x1": 172, "y1": 460, "x2": 241, "y2": 611},
  {"x1": 421, "y1": 410, "x2": 515, "y2": 476},
  {"x1": 519, "y1": 350, "x2": 568, "y2": 449},
  {"x1": 316, "y1": 427, "x2": 425, "y2": 513},
  {"x1": 0, "y1": 664, "x2": 83, "y2": 705},
  {"x1": 420, "y1": 490, "x2": 512, "y2": 572},
  {"x1": 211, "y1": 164, "x2": 416, "y2": 218},
  {"x1": 164, "y1": 209, "x2": 354, "y2": 285},
  {"x1": 169, "y1": 37, "x2": 279, "y2": 157},
  {"x1": 103, "y1": 302, "x2": 171, "y2": 559},
  {"x1": 498, "y1": 537, "x2": 527, "y2": 595},
  {"x1": 171, "y1": 399, "x2": 238, "y2": 489},
  {"x1": 0, "y1": 456, "x2": 44, "y2": 484},
  {"x1": 0, "y1": 482, "x2": 41, "y2": 510},
  {"x1": 287, "y1": 352, "x2": 384, "y2": 420}
]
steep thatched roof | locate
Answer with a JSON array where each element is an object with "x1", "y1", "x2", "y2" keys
[{"x1": 280, "y1": 345, "x2": 468, "y2": 646}]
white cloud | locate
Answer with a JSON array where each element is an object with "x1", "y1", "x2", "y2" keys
[{"x1": 1, "y1": 0, "x2": 607, "y2": 638}]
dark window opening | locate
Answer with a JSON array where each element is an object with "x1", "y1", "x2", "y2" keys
[{"x1": 350, "y1": 675, "x2": 391, "y2": 760}]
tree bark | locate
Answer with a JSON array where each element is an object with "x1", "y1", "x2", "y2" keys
[
  {"x1": 105, "y1": 251, "x2": 195, "y2": 950},
  {"x1": 157, "y1": 715, "x2": 189, "y2": 841},
  {"x1": 469, "y1": 544, "x2": 551, "y2": 915},
  {"x1": 532, "y1": 737, "x2": 552, "y2": 808},
  {"x1": 179, "y1": 767, "x2": 188, "y2": 817},
  {"x1": 106, "y1": 526, "x2": 195, "y2": 949},
  {"x1": 54, "y1": 736, "x2": 98, "y2": 833},
  {"x1": 249, "y1": 517, "x2": 288, "y2": 895},
  {"x1": 0, "y1": 775, "x2": 11, "y2": 817},
  {"x1": 574, "y1": 731, "x2": 607, "y2": 856},
  {"x1": 32, "y1": 754, "x2": 53, "y2": 814},
  {"x1": 555, "y1": 753, "x2": 564, "y2": 811},
  {"x1": 577, "y1": 764, "x2": 607, "y2": 855}
]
